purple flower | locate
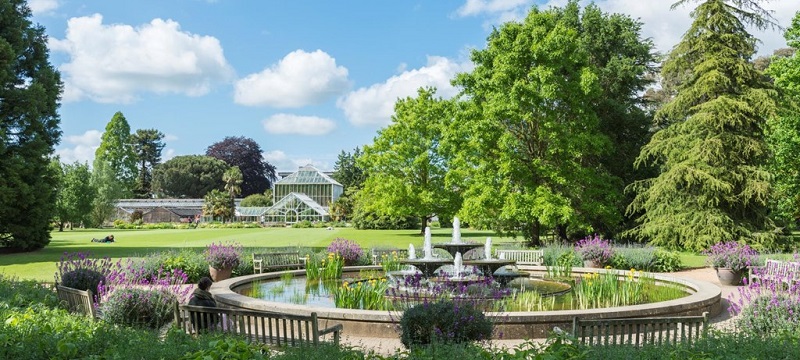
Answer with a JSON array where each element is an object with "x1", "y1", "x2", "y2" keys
[
  {"x1": 702, "y1": 241, "x2": 757, "y2": 272},
  {"x1": 205, "y1": 241, "x2": 242, "y2": 269},
  {"x1": 575, "y1": 235, "x2": 615, "y2": 265},
  {"x1": 326, "y1": 238, "x2": 364, "y2": 265}
]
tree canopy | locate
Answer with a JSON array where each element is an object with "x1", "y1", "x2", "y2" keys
[
  {"x1": 94, "y1": 112, "x2": 138, "y2": 197},
  {"x1": 357, "y1": 87, "x2": 460, "y2": 233},
  {"x1": 628, "y1": 0, "x2": 778, "y2": 251},
  {"x1": 131, "y1": 128, "x2": 165, "y2": 199},
  {"x1": 0, "y1": 0, "x2": 63, "y2": 250},
  {"x1": 450, "y1": 2, "x2": 626, "y2": 245},
  {"x1": 152, "y1": 155, "x2": 228, "y2": 198},
  {"x1": 206, "y1": 136, "x2": 275, "y2": 196},
  {"x1": 52, "y1": 161, "x2": 95, "y2": 231}
]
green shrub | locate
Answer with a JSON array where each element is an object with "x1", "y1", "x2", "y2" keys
[
  {"x1": 0, "y1": 275, "x2": 59, "y2": 309},
  {"x1": 179, "y1": 337, "x2": 270, "y2": 360},
  {"x1": 651, "y1": 249, "x2": 682, "y2": 272},
  {"x1": 99, "y1": 287, "x2": 177, "y2": 329},
  {"x1": 609, "y1": 247, "x2": 655, "y2": 270},
  {"x1": 399, "y1": 300, "x2": 493, "y2": 349},
  {"x1": 292, "y1": 220, "x2": 314, "y2": 228}
]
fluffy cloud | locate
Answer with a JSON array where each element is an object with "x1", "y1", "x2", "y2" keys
[
  {"x1": 50, "y1": 14, "x2": 234, "y2": 103},
  {"x1": 234, "y1": 50, "x2": 350, "y2": 108},
  {"x1": 337, "y1": 56, "x2": 472, "y2": 127},
  {"x1": 28, "y1": 0, "x2": 59, "y2": 14},
  {"x1": 263, "y1": 150, "x2": 330, "y2": 172},
  {"x1": 262, "y1": 114, "x2": 336, "y2": 135},
  {"x1": 55, "y1": 130, "x2": 102, "y2": 164},
  {"x1": 456, "y1": 0, "x2": 798, "y2": 56}
]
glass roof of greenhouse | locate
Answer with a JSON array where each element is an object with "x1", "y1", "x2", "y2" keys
[
  {"x1": 266, "y1": 192, "x2": 329, "y2": 216},
  {"x1": 235, "y1": 207, "x2": 269, "y2": 216},
  {"x1": 275, "y1": 165, "x2": 342, "y2": 186}
]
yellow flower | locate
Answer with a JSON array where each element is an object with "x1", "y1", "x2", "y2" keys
[{"x1": 605, "y1": 265, "x2": 612, "y2": 269}]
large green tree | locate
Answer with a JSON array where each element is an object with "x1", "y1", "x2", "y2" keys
[
  {"x1": 358, "y1": 87, "x2": 460, "y2": 233},
  {"x1": 331, "y1": 147, "x2": 366, "y2": 222},
  {"x1": 223, "y1": 166, "x2": 243, "y2": 199},
  {"x1": 765, "y1": 12, "x2": 800, "y2": 229},
  {"x1": 0, "y1": 0, "x2": 62, "y2": 250},
  {"x1": 52, "y1": 160, "x2": 96, "y2": 231},
  {"x1": 131, "y1": 128, "x2": 165, "y2": 198},
  {"x1": 627, "y1": 0, "x2": 778, "y2": 251},
  {"x1": 450, "y1": 2, "x2": 621, "y2": 245},
  {"x1": 152, "y1": 155, "x2": 228, "y2": 198},
  {"x1": 203, "y1": 189, "x2": 233, "y2": 222},
  {"x1": 94, "y1": 111, "x2": 138, "y2": 197}
]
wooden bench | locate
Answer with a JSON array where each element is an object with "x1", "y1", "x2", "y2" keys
[
  {"x1": 371, "y1": 248, "x2": 409, "y2": 265},
  {"x1": 174, "y1": 304, "x2": 343, "y2": 346},
  {"x1": 496, "y1": 249, "x2": 544, "y2": 265},
  {"x1": 749, "y1": 259, "x2": 800, "y2": 287},
  {"x1": 572, "y1": 313, "x2": 708, "y2": 347},
  {"x1": 56, "y1": 285, "x2": 98, "y2": 318},
  {"x1": 253, "y1": 252, "x2": 305, "y2": 274}
]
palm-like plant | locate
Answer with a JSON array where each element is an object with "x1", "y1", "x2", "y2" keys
[{"x1": 223, "y1": 166, "x2": 243, "y2": 199}]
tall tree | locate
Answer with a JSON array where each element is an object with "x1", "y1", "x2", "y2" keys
[
  {"x1": 0, "y1": 0, "x2": 63, "y2": 250},
  {"x1": 203, "y1": 189, "x2": 233, "y2": 222},
  {"x1": 131, "y1": 128, "x2": 165, "y2": 198},
  {"x1": 765, "y1": 12, "x2": 800, "y2": 229},
  {"x1": 89, "y1": 160, "x2": 124, "y2": 227},
  {"x1": 52, "y1": 160, "x2": 96, "y2": 231},
  {"x1": 332, "y1": 147, "x2": 367, "y2": 191},
  {"x1": 223, "y1": 166, "x2": 243, "y2": 199},
  {"x1": 206, "y1": 136, "x2": 275, "y2": 196},
  {"x1": 450, "y1": 2, "x2": 619, "y2": 246},
  {"x1": 151, "y1": 155, "x2": 228, "y2": 198},
  {"x1": 627, "y1": 0, "x2": 778, "y2": 251},
  {"x1": 94, "y1": 111, "x2": 138, "y2": 197},
  {"x1": 358, "y1": 87, "x2": 460, "y2": 233}
]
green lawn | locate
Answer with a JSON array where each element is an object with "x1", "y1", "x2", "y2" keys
[{"x1": 0, "y1": 227, "x2": 520, "y2": 282}]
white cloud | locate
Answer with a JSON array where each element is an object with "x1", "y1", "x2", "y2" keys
[
  {"x1": 263, "y1": 150, "x2": 331, "y2": 172},
  {"x1": 50, "y1": 14, "x2": 234, "y2": 103},
  {"x1": 164, "y1": 134, "x2": 179, "y2": 142},
  {"x1": 28, "y1": 0, "x2": 59, "y2": 14},
  {"x1": 456, "y1": 0, "x2": 799, "y2": 56},
  {"x1": 262, "y1": 114, "x2": 336, "y2": 135},
  {"x1": 56, "y1": 130, "x2": 102, "y2": 164},
  {"x1": 234, "y1": 49, "x2": 350, "y2": 108},
  {"x1": 337, "y1": 56, "x2": 473, "y2": 127},
  {"x1": 162, "y1": 148, "x2": 177, "y2": 161}
]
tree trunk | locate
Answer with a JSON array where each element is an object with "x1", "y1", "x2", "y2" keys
[
  {"x1": 420, "y1": 216, "x2": 428, "y2": 234},
  {"x1": 525, "y1": 221, "x2": 541, "y2": 247},
  {"x1": 58, "y1": 221, "x2": 64, "y2": 232},
  {"x1": 557, "y1": 224, "x2": 568, "y2": 241}
]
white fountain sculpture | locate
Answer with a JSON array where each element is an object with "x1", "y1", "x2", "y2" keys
[
  {"x1": 453, "y1": 252, "x2": 464, "y2": 279},
  {"x1": 408, "y1": 244, "x2": 417, "y2": 260},
  {"x1": 452, "y1": 217, "x2": 462, "y2": 244},
  {"x1": 423, "y1": 226, "x2": 434, "y2": 259},
  {"x1": 485, "y1": 237, "x2": 492, "y2": 260}
]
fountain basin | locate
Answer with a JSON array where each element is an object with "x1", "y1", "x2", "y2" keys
[{"x1": 212, "y1": 265, "x2": 721, "y2": 339}]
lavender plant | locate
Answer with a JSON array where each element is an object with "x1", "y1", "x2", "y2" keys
[
  {"x1": 327, "y1": 238, "x2": 364, "y2": 265},
  {"x1": 574, "y1": 235, "x2": 615, "y2": 266},
  {"x1": 205, "y1": 241, "x2": 243, "y2": 269},
  {"x1": 703, "y1": 241, "x2": 757, "y2": 272},
  {"x1": 399, "y1": 300, "x2": 493, "y2": 348},
  {"x1": 99, "y1": 287, "x2": 177, "y2": 329},
  {"x1": 729, "y1": 254, "x2": 800, "y2": 336},
  {"x1": 56, "y1": 252, "x2": 114, "y2": 293}
]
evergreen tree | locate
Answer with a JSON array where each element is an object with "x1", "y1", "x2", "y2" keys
[
  {"x1": 131, "y1": 128, "x2": 165, "y2": 198},
  {"x1": 94, "y1": 112, "x2": 138, "y2": 197},
  {"x1": 0, "y1": 0, "x2": 63, "y2": 250},
  {"x1": 628, "y1": 0, "x2": 778, "y2": 251}
]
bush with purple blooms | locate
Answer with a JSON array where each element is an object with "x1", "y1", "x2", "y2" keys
[
  {"x1": 326, "y1": 238, "x2": 364, "y2": 265},
  {"x1": 399, "y1": 300, "x2": 493, "y2": 348},
  {"x1": 205, "y1": 241, "x2": 243, "y2": 269},
  {"x1": 56, "y1": 252, "x2": 115, "y2": 293},
  {"x1": 574, "y1": 235, "x2": 615, "y2": 266},
  {"x1": 99, "y1": 287, "x2": 178, "y2": 329},
  {"x1": 703, "y1": 241, "x2": 757, "y2": 272}
]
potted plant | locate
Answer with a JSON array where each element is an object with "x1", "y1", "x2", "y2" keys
[
  {"x1": 703, "y1": 241, "x2": 757, "y2": 286},
  {"x1": 574, "y1": 235, "x2": 614, "y2": 268},
  {"x1": 205, "y1": 242, "x2": 242, "y2": 282}
]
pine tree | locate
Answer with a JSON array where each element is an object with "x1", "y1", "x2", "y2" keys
[{"x1": 627, "y1": 0, "x2": 778, "y2": 251}]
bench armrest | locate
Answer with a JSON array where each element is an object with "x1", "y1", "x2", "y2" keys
[{"x1": 319, "y1": 323, "x2": 344, "y2": 345}]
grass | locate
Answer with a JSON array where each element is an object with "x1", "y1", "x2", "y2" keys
[{"x1": 0, "y1": 227, "x2": 519, "y2": 282}]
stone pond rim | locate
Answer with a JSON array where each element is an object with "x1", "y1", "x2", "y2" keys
[{"x1": 210, "y1": 265, "x2": 722, "y2": 339}]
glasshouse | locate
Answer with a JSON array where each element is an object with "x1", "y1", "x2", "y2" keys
[{"x1": 261, "y1": 165, "x2": 343, "y2": 224}]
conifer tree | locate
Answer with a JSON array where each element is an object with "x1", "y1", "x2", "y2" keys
[{"x1": 628, "y1": 0, "x2": 778, "y2": 250}]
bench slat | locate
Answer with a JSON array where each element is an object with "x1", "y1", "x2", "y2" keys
[{"x1": 572, "y1": 313, "x2": 708, "y2": 347}]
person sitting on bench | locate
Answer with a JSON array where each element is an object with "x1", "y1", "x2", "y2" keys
[{"x1": 188, "y1": 277, "x2": 218, "y2": 331}]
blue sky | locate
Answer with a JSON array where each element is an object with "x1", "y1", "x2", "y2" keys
[{"x1": 29, "y1": 0, "x2": 800, "y2": 172}]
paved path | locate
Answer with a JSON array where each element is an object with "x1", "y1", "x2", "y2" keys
[{"x1": 339, "y1": 268, "x2": 740, "y2": 355}]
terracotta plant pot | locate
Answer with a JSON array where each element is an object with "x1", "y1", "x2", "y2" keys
[
  {"x1": 583, "y1": 260, "x2": 602, "y2": 269},
  {"x1": 209, "y1": 266, "x2": 233, "y2": 282},
  {"x1": 715, "y1": 267, "x2": 744, "y2": 286}
]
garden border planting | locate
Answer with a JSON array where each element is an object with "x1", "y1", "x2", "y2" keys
[{"x1": 211, "y1": 266, "x2": 721, "y2": 339}]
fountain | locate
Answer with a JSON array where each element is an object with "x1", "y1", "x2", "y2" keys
[
  {"x1": 433, "y1": 217, "x2": 484, "y2": 258},
  {"x1": 398, "y1": 226, "x2": 453, "y2": 277},
  {"x1": 408, "y1": 244, "x2": 416, "y2": 260}
]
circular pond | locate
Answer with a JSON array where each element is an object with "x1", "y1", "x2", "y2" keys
[{"x1": 211, "y1": 265, "x2": 722, "y2": 339}]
